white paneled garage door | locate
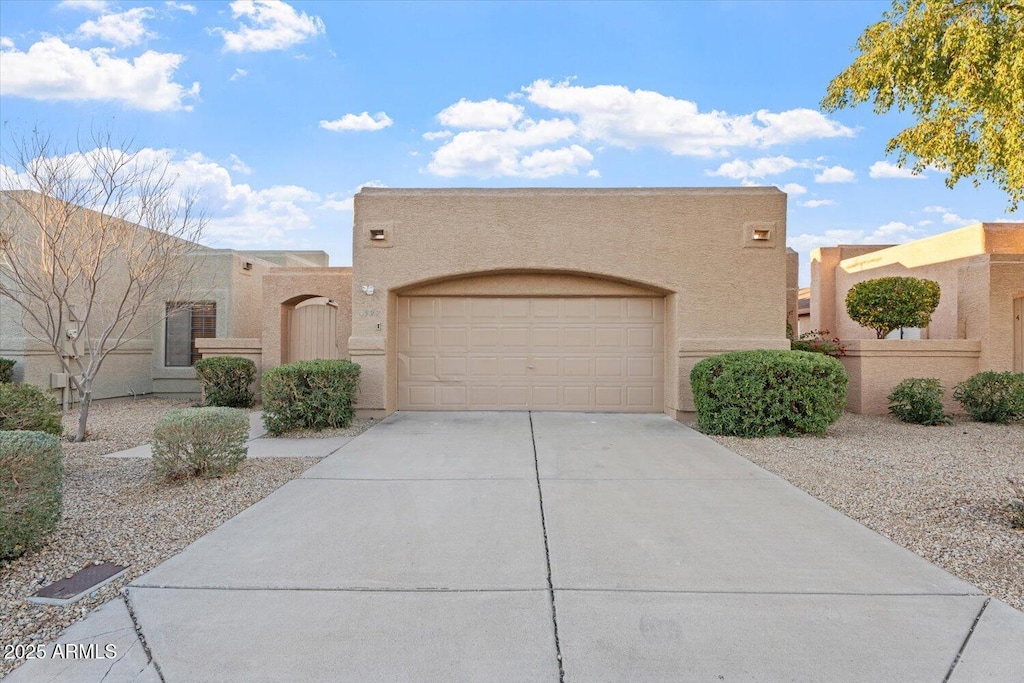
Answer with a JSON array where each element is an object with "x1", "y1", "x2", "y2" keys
[{"x1": 397, "y1": 296, "x2": 664, "y2": 411}]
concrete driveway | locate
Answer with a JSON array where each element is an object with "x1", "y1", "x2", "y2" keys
[{"x1": 9, "y1": 412, "x2": 1024, "y2": 682}]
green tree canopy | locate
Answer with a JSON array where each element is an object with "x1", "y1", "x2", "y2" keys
[
  {"x1": 822, "y1": 0, "x2": 1024, "y2": 210},
  {"x1": 845, "y1": 276, "x2": 942, "y2": 339}
]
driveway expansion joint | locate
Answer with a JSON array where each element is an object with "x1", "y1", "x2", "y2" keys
[
  {"x1": 122, "y1": 589, "x2": 165, "y2": 683},
  {"x1": 942, "y1": 597, "x2": 990, "y2": 683},
  {"x1": 530, "y1": 411, "x2": 566, "y2": 683}
]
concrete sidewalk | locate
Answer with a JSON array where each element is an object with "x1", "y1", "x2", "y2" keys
[{"x1": 7, "y1": 412, "x2": 1024, "y2": 682}]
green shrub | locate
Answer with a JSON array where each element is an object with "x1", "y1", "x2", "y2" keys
[
  {"x1": 1, "y1": 431, "x2": 63, "y2": 560},
  {"x1": 262, "y1": 359, "x2": 361, "y2": 436},
  {"x1": 887, "y1": 378, "x2": 951, "y2": 425},
  {"x1": 194, "y1": 356, "x2": 257, "y2": 408},
  {"x1": 0, "y1": 383, "x2": 62, "y2": 435},
  {"x1": 0, "y1": 357, "x2": 15, "y2": 383},
  {"x1": 791, "y1": 329, "x2": 845, "y2": 357},
  {"x1": 690, "y1": 350, "x2": 847, "y2": 437},
  {"x1": 845, "y1": 276, "x2": 941, "y2": 339},
  {"x1": 152, "y1": 407, "x2": 248, "y2": 481},
  {"x1": 952, "y1": 371, "x2": 1024, "y2": 424}
]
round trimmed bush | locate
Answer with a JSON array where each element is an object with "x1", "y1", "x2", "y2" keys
[
  {"x1": 690, "y1": 350, "x2": 848, "y2": 437},
  {"x1": 845, "y1": 276, "x2": 940, "y2": 339},
  {"x1": 887, "y1": 378, "x2": 951, "y2": 425},
  {"x1": 152, "y1": 407, "x2": 249, "y2": 481},
  {"x1": 194, "y1": 356, "x2": 257, "y2": 408},
  {"x1": 953, "y1": 371, "x2": 1024, "y2": 424},
  {"x1": 1, "y1": 430, "x2": 63, "y2": 559},
  {"x1": 0, "y1": 383, "x2": 62, "y2": 435}
]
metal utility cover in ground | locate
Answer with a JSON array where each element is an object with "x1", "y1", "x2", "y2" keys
[{"x1": 28, "y1": 562, "x2": 128, "y2": 606}]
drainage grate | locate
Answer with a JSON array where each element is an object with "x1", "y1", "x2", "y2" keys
[{"x1": 28, "y1": 562, "x2": 129, "y2": 606}]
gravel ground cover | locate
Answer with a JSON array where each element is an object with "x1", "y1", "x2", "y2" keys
[
  {"x1": 710, "y1": 413, "x2": 1024, "y2": 612},
  {"x1": 0, "y1": 397, "x2": 375, "y2": 678}
]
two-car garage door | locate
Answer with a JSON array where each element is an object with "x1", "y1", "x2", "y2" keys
[{"x1": 397, "y1": 296, "x2": 664, "y2": 411}]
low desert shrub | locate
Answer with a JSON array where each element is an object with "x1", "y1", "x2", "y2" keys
[
  {"x1": 152, "y1": 407, "x2": 248, "y2": 481},
  {"x1": 887, "y1": 378, "x2": 951, "y2": 425},
  {"x1": 690, "y1": 350, "x2": 847, "y2": 437},
  {"x1": 952, "y1": 371, "x2": 1024, "y2": 424},
  {"x1": 791, "y1": 329, "x2": 845, "y2": 357},
  {"x1": 0, "y1": 357, "x2": 15, "y2": 383},
  {"x1": 262, "y1": 359, "x2": 361, "y2": 436},
  {"x1": 193, "y1": 356, "x2": 256, "y2": 408},
  {"x1": 0, "y1": 383, "x2": 62, "y2": 435},
  {"x1": 1, "y1": 430, "x2": 63, "y2": 560}
]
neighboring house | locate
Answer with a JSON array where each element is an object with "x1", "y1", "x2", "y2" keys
[
  {"x1": 810, "y1": 222, "x2": 1024, "y2": 372},
  {"x1": 0, "y1": 191, "x2": 343, "y2": 401},
  {"x1": 796, "y1": 287, "x2": 811, "y2": 337}
]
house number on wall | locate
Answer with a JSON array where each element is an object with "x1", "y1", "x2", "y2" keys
[{"x1": 360, "y1": 309, "x2": 382, "y2": 318}]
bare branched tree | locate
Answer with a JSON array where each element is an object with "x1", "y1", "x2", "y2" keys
[{"x1": 0, "y1": 128, "x2": 207, "y2": 441}]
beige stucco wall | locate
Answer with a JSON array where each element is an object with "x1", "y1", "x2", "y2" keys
[
  {"x1": 352, "y1": 187, "x2": 790, "y2": 418},
  {"x1": 840, "y1": 339, "x2": 981, "y2": 414},
  {"x1": 786, "y1": 248, "x2": 799, "y2": 336},
  {"x1": 811, "y1": 224, "x2": 1024, "y2": 372},
  {"x1": 260, "y1": 267, "x2": 353, "y2": 371}
]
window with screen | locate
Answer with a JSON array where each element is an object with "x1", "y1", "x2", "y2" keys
[{"x1": 165, "y1": 302, "x2": 216, "y2": 366}]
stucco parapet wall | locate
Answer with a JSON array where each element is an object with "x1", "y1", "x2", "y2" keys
[
  {"x1": 841, "y1": 339, "x2": 982, "y2": 358},
  {"x1": 359, "y1": 187, "x2": 783, "y2": 198}
]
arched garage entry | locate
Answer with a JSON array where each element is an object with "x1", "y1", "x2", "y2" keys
[
  {"x1": 393, "y1": 271, "x2": 669, "y2": 412},
  {"x1": 282, "y1": 295, "x2": 341, "y2": 363}
]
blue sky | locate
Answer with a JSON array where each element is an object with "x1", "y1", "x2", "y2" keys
[{"x1": 0, "y1": 0, "x2": 1017, "y2": 284}]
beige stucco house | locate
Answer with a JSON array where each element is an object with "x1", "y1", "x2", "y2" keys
[
  {"x1": 809, "y1": 222, "x2": 1024, "y2": 413},
  {"x1": 4, "y1": 187, "x2": 792, "y2": 420},
  {"x1": 349, "y1": 188, "x2": 791, "y2": 419},
  {"x1": 0, "y1": 191, "x2": 345, "y2": 401}
]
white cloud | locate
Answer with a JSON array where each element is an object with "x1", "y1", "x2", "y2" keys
[
  {"x1": 707, "y1": 155, "x2": 806, "y2": 180},
  {"x1": 0, "y1": 37, "x2": 14, "y2": 49},
  {"x1": 422, "y1": 130, "x2": 452, "y2": 141},
  {"x1": 75, "y1": 7, "x2": 156, "y2": 48},
  {"x1": 166, "y1": 1, "x2": 197, "y2": 13},
  {"x1": 437, "y1": 98, "x2": 524, "y2": 129},
  {"x1": 917, "y1": 220, "x2": 933, "y2": 226},
  {"x1": 869, "y1": 160, "x2": 925, "y2": 180},
  {"x1": 2, "y1": 146, "x2": 322, "y2": 246},
  {"x1": 522, "y1": 79, "x2": 854, "y2": 157},
  {"x1": 799, "y1": 199, "x2": 836, "y2": 208},
  {"x1": 788, "y1": 221, "x2": 921, "y2": 253},
  {"x1": 58, "y1": 0, "x2": 109, "y2": 11},
  {"x1": 922, "y1": 205, "x2": 978, "y2": 226},
  {"x1": 0, "y1": 37, "x2": 199, "y2": 111},
  {"x1": 319, "y1": 111, "x2": 393, "y2": 132},
  {"x1": 814, "y1": 165, "x2": 856, "y2": 183},
  {"x1": 778, "y1": 182, "x2": 807, "y2": 196},
  {"x1": 217, "y1": 0, "x2": 325, "y2": 53},
  {"x1": 940, "y1": 211, "x2": 978, "y2": 226},
  {"x1": 229, "y1": 153, "x2": 251, "y2": 175},
  {"x1": 320, "y1": 180, "x2": 387, "y2": 212},
  {"x1": 587, "y1": 169, "x2": 601, "y2": 178},
  {"x1": 427, "y1": 118, "x2": 591, "y2": 178},
  {"x1": 229, "y1": 68, "x2": 248, "y2": 81}
]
